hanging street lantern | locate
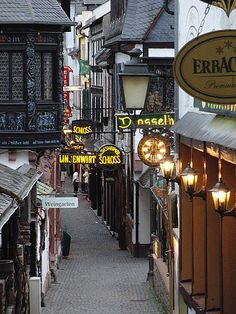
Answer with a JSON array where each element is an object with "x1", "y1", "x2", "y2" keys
[
  {"x1": 200, "y1": 0, "x2": 236, "y2": 17},
  {"x1": 119, "y1": 48, "x2": 153, "y2": 112}
]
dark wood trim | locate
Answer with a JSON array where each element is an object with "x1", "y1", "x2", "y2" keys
[{"x1": 180, "y1": 281, "x2": 205, "y2": 313}]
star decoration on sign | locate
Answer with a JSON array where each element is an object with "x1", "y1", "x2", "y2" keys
[
  {"x1": 216, "y1": 46, "x2": 224, "y2": 55},
  {"x1": 224, "y1": 40, "x2": 233, "y2": 49}
]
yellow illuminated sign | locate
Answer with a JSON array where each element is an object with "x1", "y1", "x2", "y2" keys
[
  {"x1": 59, "y1": 154, "x2": 96, "y2": 164},
  {"x1": 137, "y1": 115, "x2": 174, "y2": 127},
  {"x1": 63, "y1": 144, "x2": 84, "y2": 151},
  {"x1": 118, "y1": 116, "x2": 132, "y2": 129},
  {"x1": 194, "y1": 98, "x2": 236, "y2": 116},
  {"x1": 117, "y1": 113, "x2": 175, "y2": 129},
  {"x1": 72, "y1": 126, "x2": 93, "y2": 135},
  {"x1": 97, "y1": 145, "x2": 123, "y2": 171},
  {"x1": 72, "y1": 120, "x2": 94, "y2": 135},
  {"x1": 59, "y1": 145, "x2": 123, "y2": 170}
]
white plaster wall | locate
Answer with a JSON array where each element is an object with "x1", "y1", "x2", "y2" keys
[
  {"x1": 65, "y1": 3, "x2": 76, "y2": 51},
  {"x1": 148, "y1": 48, "x2": 174, "y2": 58},
  {"x1": 115, "y1": 52, "x2": 130, "y2": 64},
  {"x1": 188, "y1": 308, "x2": 196, "y2": 314},
  {"x1": 92, "y1": 0, "x2": 110, "y2": 20},
  {"x1": 177, "y1": 0, "x2": 236, "y2": 118},
  {"x1": 41, "y1": 211, "x2": 50, "y2": 294},
  {"x1": 63, "y1": 3, "x2": 81, "y2": 114},
  {"x1": 36, "y1": 209, "x2": 50, "y2": 295},
  {"x1": 134, "y1": 43, "x2": 143, "y2": 54},
  {"x1": 135, "y1": 188, "x2": 150, "y2": 244},
  {"x1": 81, "y1": 11, "x2": 92, "y2": 58},
  {"x1": 134, "y1": 130, "x2": 143, "y2": 152},
  {"x1": 0, "y1": 151, "x2": 29, "y2": 169}
]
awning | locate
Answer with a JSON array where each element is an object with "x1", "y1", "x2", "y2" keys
[
  {"x1": 0, "y1": 164, "x2": 42, "y2": 200},
  {"x1": 94, "y1": 48, "x2": 113, "y2": 66},
  {"x1": 93, "y1": 48, "x2": 106, "y2": 60},
  {"x1": 0, "y1": 194, "x2": 18, "y2": 230},
  {"x1": 17, "y1": 164, "x2": 43, "y2": 199},
  {"x1": 0, "y1": 163, "x2": 43, "y2": 229},
  {"x1": 36, "y1": 181, "x2": 54, "y2": 205},
  {"x1": 68, "y1": 48, "x2": 80, "y2": 58},
  {"x1": 171, "y1": 112, "x2": 236, "y2": 150}
]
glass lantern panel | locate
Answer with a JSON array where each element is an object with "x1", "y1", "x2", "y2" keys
[
  {"x1": 181, "y1": 174, "x2": 198, "y2": 194},
  {"x1": 122, "y1": 75, "x2": 149, "y2": 110},
  {"x1": 212, "y1": 190, "x2": 231, "y2": 212}
]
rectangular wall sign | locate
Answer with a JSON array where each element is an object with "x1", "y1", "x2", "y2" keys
[
  {"x1": 58, "y1": 153, "x2": 97, "y2": 164},
  {"x1": 42, "y1": 197, "x2": 78, "y2": 209},
  {"x1": 117, "y1": 112, "x2": 175, "y2": 129}
]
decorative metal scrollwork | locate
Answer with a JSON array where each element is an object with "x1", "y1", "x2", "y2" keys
[
  {"x1": 26, "y1": 34, "x2": 36, "y2": 131},
  {"x1": 56, "y1": 34, "x2": 64, "y2": 129},
  {"x1": 146, "y1": 65, "x2": 174, "y2": 113}
]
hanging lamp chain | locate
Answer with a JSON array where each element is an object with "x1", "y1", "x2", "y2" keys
[{"x1": 197, "y1": 4, "x2": 211, "y2": 37}]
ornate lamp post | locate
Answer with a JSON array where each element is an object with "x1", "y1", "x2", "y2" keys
[
  {"x1": 119, "y1": 48, "x2": 153, "y2": 112},
  {"x1": 119, "y1": 48, "x2": 153, "y2": 259}
]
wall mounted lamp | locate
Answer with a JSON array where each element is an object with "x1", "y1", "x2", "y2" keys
[
  {"x1": 180, "y1": 163, "x2": 206, "y2": 201},
  {"x1": 209, "y1": 146, "x2": 236, "y2": 218},
  {"x1": 209, "y1": 178, "x2": 236, "y2": 218}
]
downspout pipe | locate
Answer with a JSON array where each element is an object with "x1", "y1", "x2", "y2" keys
[
  {"x1": 163, "y1": 0, "x2": 174, "y2": 15},
  {"x1": 135, "y1": 181, "x2": 139, "y2": 257}
]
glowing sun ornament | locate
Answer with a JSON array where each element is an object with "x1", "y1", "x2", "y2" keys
[{"x1": 138, "y1": 134, "x2": 167, "y2": 167}]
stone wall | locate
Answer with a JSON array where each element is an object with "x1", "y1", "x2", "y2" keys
[{"x1": 153, "y1": 261, "x2": 169, "y2": 313}]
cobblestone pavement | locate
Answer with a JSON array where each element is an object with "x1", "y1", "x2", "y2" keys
[{"x1": 42, "y1": 178, "x2": 165, "y2": 314}]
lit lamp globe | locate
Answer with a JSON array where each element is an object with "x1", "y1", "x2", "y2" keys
[
  {"x1": 180, "y1": 163, "x2": 199, "y2": 196},
  {"x1": 209, "y1": 178, "x2": 231, "y2": 214},
  {"x1": 160, "y1": 155, "x2": 175, "y2": 183},
  {"x1": 119, "y1": 48, "x2": 153, "y2": 112}
]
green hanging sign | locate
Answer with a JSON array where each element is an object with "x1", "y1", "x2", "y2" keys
[
  {"x1": 117, "y1": 113, "x2": 175, "y2": 129},
  {"x1": 80, "y1": 60, "x2": 90, "y2": 75}
]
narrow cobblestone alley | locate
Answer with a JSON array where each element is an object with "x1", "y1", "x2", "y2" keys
[{"x1": 41, "y1": 178, "x2": 165, "y2": 314}]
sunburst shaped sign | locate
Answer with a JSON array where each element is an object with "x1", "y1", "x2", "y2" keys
[{"x1": 200, "y1": 0, "x2": 236, "y2": 16}]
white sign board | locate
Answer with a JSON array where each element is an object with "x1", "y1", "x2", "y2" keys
[
  {"x1": 63, "y1": 86, "x2": 83, "y2": 92},
  {"x1": 42, "y1": 197, "x2": 78, "y2": 209}
]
